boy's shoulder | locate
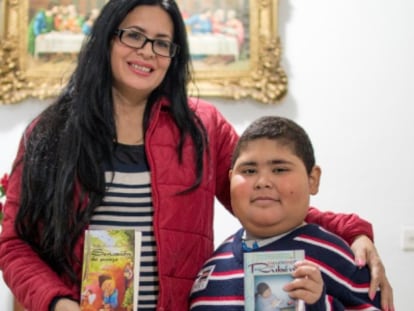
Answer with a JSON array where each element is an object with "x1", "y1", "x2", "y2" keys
[
  {"x1": 215, "y1": 228, "x2": 243, "y2": 247},
  {"x1": 299, "y1": 223, "x2": 351, "y2": 249},
  {"x1": 290, "y1": 223, "x2": 355, "y2": 262},
  {"x1": 203, "y1": 229, "x2": 244, "y2": 264}
]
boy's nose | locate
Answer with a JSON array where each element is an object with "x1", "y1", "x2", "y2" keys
[{"x1": 254, "y1": 173, "x2": 272, "y2": 189}]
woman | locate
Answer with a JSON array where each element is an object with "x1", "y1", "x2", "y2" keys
[{"x1": 0, "y1": 1, "x2": 393, "y2": 310}]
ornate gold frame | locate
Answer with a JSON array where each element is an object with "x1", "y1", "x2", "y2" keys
[{"x1": 0, "y1": 0, "x2": 287, "y2": 105}]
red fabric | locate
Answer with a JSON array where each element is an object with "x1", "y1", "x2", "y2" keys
[
  {"x1": 0, "y1": 98, "x2": 373, "y2": 311},
  {"x1": 306, "y1": 207, "x2": 373, "y2": 244}
]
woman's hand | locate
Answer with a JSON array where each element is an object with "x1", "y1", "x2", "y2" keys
[
  {"x1": 351, "y1": 235, "x2": 394, "y2": 311},
  {"x1": 54, "y1": 298, "x2": 81, "y2": 311},
  {"x1": 283, "y1": 260, "x2": 324, "y2": 305}
]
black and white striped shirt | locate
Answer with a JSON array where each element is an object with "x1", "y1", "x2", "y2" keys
[{"x1": 90, "y1": 143, "x2": 158, "y2": 310}]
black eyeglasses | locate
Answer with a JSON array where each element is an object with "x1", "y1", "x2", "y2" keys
[{"x1": 115, "y1": 28, "x2": 180, "y2": 58}]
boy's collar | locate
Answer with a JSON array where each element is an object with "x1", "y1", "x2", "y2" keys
[{"x1": 242, "y1": 223, "x2": 307, "y2": 251}]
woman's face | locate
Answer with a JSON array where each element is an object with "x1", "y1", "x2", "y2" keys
[{"x1": 110, "y1": 5, "x2": 174, "y2": 99}]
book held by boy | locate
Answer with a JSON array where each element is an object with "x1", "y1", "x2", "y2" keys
[
  {"x1": 244, "y1": 249, "x2": 305, "y2": 311},
  {"x1": 80, "y1": 229, "x2": 142, "y2": 311}
]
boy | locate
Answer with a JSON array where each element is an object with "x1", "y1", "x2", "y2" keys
[{"x1": 189, "y1": 116, "x2": 381, "y2": 310}]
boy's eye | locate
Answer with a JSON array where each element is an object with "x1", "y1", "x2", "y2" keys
[
  {"x1": 241, "y1": 168, "x2": 256, "y2": 175},
  {"x1": 273, "y1": 167, "x2": 288, "y2": 173}
]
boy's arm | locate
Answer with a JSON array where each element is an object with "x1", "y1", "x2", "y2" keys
[{"x1": 305, "y1": 207, "x2": 373, "y2": 244}]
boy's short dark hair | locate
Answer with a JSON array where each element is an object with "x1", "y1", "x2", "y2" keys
[{"x1": 231, "y1": 116, "x2": 315, "y2": 174}]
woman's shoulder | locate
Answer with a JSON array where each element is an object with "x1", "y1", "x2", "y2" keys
[
  {"x1": 187, "y1": 97, "x2": 217, "y2": 111},
  {"x1": 187, "y1": 97, "x2": 229, "y2": 123},
  {"x1": 189, "y1": 98, "x2": 237, "y2": 135}
]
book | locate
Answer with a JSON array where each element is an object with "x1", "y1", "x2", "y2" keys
[
  {"x1": 80, "y1": 229, "x2": 142, "y2": 311},
  {"x1": 244, "y1": 250, "x2": 305, "y2": 311}
]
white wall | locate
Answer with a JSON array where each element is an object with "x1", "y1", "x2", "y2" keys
[
  {"x1": 1, "y1": 0, "x2": 412, "y2": 309},
  {"x1": 214, "y1": 1, "x2": 414, "y2": 310}
]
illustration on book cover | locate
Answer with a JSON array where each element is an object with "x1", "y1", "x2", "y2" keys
[
  {"x1": 80, "y1": 229, "x2": 141, "y2": 311},
  {"x1": 244, "y1": 249, "x2": 305, "y2": 311}
]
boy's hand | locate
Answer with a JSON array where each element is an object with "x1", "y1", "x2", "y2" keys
[
  {"x1": 351, "y1": 235, "x2": 394, "y2": 311},
  {"x1": 283, "y1": 260, "x2": 323, "y2": 305}
]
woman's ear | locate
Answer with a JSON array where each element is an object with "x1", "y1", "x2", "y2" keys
[{"x1": 309, "y1": 165, "x2": 321, "y2": 195}]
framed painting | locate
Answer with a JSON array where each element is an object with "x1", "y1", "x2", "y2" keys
[
  {"x1": 0, "y1": 0, "x2": 5, "y2": 39},
  {"x1": 0, "y1": 0, "x2": 287, "y2": 105}
]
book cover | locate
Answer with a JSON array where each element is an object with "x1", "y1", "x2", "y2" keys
[
  {"x1": 244, "y1": 250, "x2": 305, "y2": 311},
  {"x1": 80, "y1": 229, "x2": 142, "y2": 311}
]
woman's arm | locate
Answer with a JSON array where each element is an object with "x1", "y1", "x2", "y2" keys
[
  {"x1": 351, "y1": 235, "x2": 394, "y2": 311},
  {"x1": 305, "y1": 207, "x2": 373, "y2": 244},
  {"x1": 306, "y1": 207, "x2": 394, "y2": 311},
  {"x1": 0, "y1": 134, "x2": 76, "y2": 311}
]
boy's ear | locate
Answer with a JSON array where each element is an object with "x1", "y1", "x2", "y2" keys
[
  {"x1": 309, "y1": 165, "x2": 321, "y2": 195},
  {"x1": 228, "y1": 169, "x2": 233, "y2": 181}
]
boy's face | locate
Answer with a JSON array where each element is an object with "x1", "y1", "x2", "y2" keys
[{"x1": 229, "y1": 138, "x2": 321, "y2": 239}]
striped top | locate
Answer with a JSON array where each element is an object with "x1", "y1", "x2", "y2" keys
[
  {"x1": 189, "y1": 224, "x2": 381, "y2": 311},
  {"x1": 89, "y1": 143, "x2": 158, "y2": 310}
]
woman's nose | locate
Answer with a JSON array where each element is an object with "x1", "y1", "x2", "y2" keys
[{"x1": 136, "y1": 40, "x2": 155, "y2": 57}]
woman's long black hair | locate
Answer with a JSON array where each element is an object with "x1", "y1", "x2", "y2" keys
[{"x1": 15, "y1": 0, "x2": 207, "y2": 284}]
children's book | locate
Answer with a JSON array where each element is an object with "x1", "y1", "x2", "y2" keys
[
  {"x1": 80, "y1": 229, "x2": 142, "y2": 311},
  {"x1": 244, "y1": 250, "x2": 305, "y2": 311}
]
